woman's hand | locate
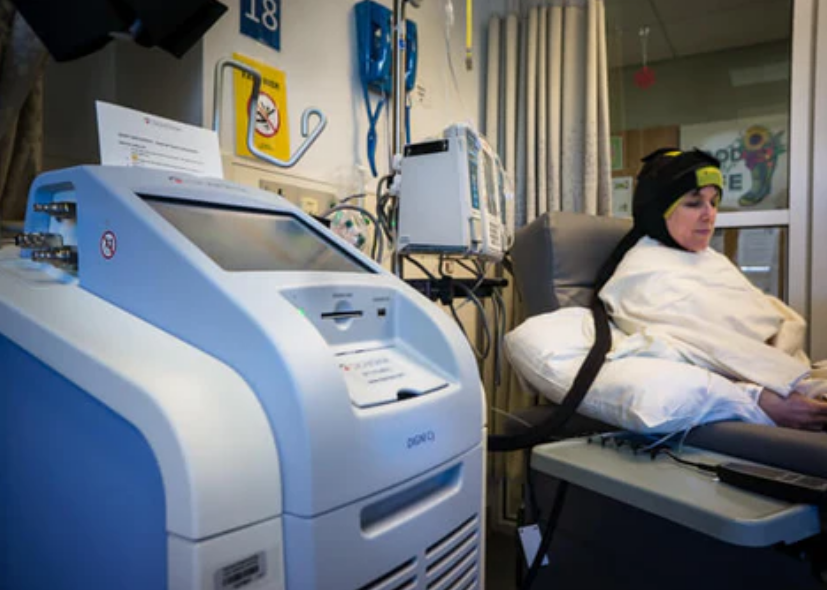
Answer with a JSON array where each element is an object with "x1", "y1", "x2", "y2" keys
[{"x1": 758, "y1": 390, "x2": 827, "y2": 431}]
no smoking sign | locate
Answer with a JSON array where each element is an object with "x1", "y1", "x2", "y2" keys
[
  {"x1": 100, "y1": 230, "x2": 117, "y2": 260},
  {"x1": 251, "y1": 91, "x2": 280, "y2": 138}
]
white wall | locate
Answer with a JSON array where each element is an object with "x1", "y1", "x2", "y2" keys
[
  {"x1": 203, "y1": 0, "x2": 497, "y2": 190},
  {"x1": 42, "y1": 0, "x2": 503, "y2": 192},
  {"x1": 38, "y1": 0, "x2": 509, "y2": 308}
]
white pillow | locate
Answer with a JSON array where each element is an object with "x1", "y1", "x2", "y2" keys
[{"x1": 505, "y1": 308, "x2": 774, "y2": 433}]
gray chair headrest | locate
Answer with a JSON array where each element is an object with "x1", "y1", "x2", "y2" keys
[{"x1": 510, "y1": 212, "x2": 632, "y2": 317}]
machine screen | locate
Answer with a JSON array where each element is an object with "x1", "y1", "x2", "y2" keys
[{"x1": 144, "y1": 197, "x2": 372, "y2": 273}]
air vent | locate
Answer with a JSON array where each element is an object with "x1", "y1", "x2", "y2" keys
[
  {"x1": 424, "y1": 516, "x2": 480, "y2": 589},
  {"x1": 357, "y1": 557, "x2": 418, "y2": 590}
]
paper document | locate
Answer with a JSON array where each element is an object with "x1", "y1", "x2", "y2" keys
[{"x1": 96, "y1": 101, "x2": 223, "y2": 178}]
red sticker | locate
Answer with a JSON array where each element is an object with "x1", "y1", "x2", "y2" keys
[{"x1": 100, "y1": 230, "x2": 117, "y2": 260}]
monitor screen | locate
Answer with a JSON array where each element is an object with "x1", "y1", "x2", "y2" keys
[{"x1": 143, "y1": 197, "x2": 372, "y2": 273}]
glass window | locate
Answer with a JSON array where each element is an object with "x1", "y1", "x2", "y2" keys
[
  {"x1": 606, "y1": 0, "x2": 795, "y2": 298},
  {"x1": 710, "y1": 226, "x2": 786, "y2": 298},
  {"x1": 607, "y1": 0, "x2": 793, "y2": 213}
]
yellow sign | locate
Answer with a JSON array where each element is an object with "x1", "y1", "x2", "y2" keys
[{"x1": 233, "y1": 53, "x2": 290, "y2": 161}]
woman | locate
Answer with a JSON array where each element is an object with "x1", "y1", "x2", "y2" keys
[{"x1": 593, "y1": 148, "x2": 827, "y2": 431}]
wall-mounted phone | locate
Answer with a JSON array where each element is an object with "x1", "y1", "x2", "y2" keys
[
  {"x1": 355, "y1": 0, "x2": 418, "y2": 176},
  {"x1": 404, "y1": 20, "x2": 418, "y2": 94}
]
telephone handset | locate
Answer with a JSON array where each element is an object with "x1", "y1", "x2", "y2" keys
[
  {"x1": 356, "y1": 0, "x2": 393, "y2": 94},
  {"x1": 355, "y1": 0, "x2": 418, "y2": 175},
  {"x1": 404, "y1": 19, "x2": 418, "y2": 93}
]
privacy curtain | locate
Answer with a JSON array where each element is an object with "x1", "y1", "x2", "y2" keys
[
  {"x1": 0, "y1": 1, "x2": 47, "y2": 228},
  {"x1": 483, "y1": 0, "x2": 612, "y2": 528}
]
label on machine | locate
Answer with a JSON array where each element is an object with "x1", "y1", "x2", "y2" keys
[{"x1": 337, "y1": 346, "x2": 448, "y2": 408}]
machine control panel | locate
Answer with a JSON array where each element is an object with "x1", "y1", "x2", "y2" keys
[{"x1": 283, "y1": 285, "x2": 395, "y2": 346}]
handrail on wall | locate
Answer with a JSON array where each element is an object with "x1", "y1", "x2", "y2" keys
[{"x1": 213, "y1": 57, "x2": 327, "y2": 168}]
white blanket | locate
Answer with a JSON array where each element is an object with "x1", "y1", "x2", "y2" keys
[{"x1": 599, "y1": 237, "x2": 812, "y2": 397}]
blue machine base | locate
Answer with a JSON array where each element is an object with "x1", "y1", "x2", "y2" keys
[{"x1": 0, "y1": 333, "x2": 167, "y2": 590}]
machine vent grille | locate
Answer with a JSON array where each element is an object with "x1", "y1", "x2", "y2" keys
[
  {"x1": 424, "y1": 516, "x2": 480, "y2": 589},
  {"x1": 357, "y1": 557, "x2": 418, "y2": 590}
]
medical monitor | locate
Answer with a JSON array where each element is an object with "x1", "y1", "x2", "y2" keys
[{"x1": 143, "y1": 197, "x2": 372, "y2": 273}]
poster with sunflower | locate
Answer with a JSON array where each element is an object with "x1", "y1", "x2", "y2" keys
[{"x1": 680, "y1": 115, "x2": 788, "y2": 212}]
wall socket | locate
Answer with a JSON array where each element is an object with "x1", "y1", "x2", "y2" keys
[
  {"x1": 299, "y1": 197, "x2": 320, "y2": 215},
  {"x1": 258, "y1": 179, "x2": 335, "y2": 217}
]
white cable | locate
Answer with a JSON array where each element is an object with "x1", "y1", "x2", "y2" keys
[
  {"x1": 639, "y1": 373, "x2": 718, "y2": 453},
  {"x1": 491, "y1": 406, "x2": 533, "y2": 428},
  {"x1": 443, "y1": 0, "x2": 470, "y2": 120}
]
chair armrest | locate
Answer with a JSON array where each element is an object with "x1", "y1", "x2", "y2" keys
[{"x1": 686, "y1": 422, "x2": 827, "y2": 478}]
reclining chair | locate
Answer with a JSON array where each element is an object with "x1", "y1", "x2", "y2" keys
[
  {"x1": 503, "y1": 211, "x2": 827, "y2": 589},
  {"x1": 508, "y1": 210, "x2": 827, "y2": 474}
]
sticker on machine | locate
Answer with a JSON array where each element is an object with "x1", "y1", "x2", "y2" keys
[
  {"x1": 100, "y1": 230, "x2": 117, "y2": 260},
  {"x1": 215, "y1": 552, "x2": 267, "y2": 589}
]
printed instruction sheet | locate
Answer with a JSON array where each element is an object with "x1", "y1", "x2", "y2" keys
[{"x1": 96, "y1": 101, "x2": 224, "y2": 178}]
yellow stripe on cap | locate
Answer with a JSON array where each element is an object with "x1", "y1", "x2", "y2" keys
[
  {"x1": 664, "y1": 150, "x2": 682, "y2": 157},
  {"x1": 696, "y1": 166, "x2": 723, "y2": 189},
  {"x1": 663, "y1": 190, "x2": 722, "y2": 218},
  {"x1": 662, "y1": 198, "x2": 682, "y2": 219}
]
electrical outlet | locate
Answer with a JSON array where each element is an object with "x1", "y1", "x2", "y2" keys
[
  {"x1": 258, "y1": 178, "x2": 335, "y2": 216},
  {"x1": 300, "y1": 197, "x2": 320, "y2": 216},
  {"x1": 259, "y1": 179, "x2": 296, "y2": 201}
]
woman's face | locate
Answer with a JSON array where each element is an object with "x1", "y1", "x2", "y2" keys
[{"x1": 665, "y1": 185, "x2": 720, "y2": 252}]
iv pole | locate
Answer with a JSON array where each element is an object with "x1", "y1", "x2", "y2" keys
[
  {"x1": 390, "y1": 0, "x2": 407, "y2": 276},
  {"x1": 391, "y1": 0, "x2": 407, "y2": 163},
  {"x1": 390, "y1": 0, "x2": 422, "y2": 277}
]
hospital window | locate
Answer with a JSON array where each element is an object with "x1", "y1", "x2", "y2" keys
[
  {"x1": 606, "y1": 0, "x2": 795, "y2": 299},
  {"x1": 710, "y1": 226, "x2": 786, "y2": 299}
]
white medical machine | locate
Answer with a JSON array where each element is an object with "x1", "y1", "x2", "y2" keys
[
  {"x1": 396, "y1": 125, "x2": 514, "y2": 261},
  {"x1": 0, "y1": 166, "x2": 486, "y2": 590}
]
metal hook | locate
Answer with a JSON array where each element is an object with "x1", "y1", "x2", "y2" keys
[{"x1": 213, "y1": 57, "x2": 327, "y2": 169}]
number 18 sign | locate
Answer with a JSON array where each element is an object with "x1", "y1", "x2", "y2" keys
[{"x1": 241, "y1": 0, "x2": 281, "y2": 52}]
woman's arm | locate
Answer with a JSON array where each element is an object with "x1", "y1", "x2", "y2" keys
[{"x1": 758, "y1": 389, "x2": 827, "y2": 431}]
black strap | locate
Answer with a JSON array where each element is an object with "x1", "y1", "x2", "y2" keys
[
  {"x1": 487, "y1": 294, "x2": 613, "y2": 452},
  {"x1": 487, "y1": 228, "x2": 642, "y2": 453}
]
